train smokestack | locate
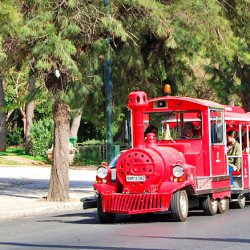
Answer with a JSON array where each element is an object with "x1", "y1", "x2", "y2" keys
[{"x1": 128, "y1": 91, "x2": 148, "y2": 148}]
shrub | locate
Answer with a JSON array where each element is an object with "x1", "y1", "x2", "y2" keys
[
  {"x1": 7, "y1": 127, "x2": 24, "y2": 146},
  {"x1": 30, "y1": 118, "x2": 54, "y2": 158}
]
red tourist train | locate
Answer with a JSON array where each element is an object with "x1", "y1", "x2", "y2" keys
[{"x1": 93, "y1": 91, "x2": 250, "y2": 223}]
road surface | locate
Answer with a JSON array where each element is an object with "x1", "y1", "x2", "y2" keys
[{"x1": 0, "y1": 203, "x2": 250, "y2": 250}]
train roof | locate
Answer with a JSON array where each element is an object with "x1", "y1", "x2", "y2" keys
[
  {"x1": 224, "y1": 105, "x2": 250, "y2": 123},
  {"x1": 150, "y1": 96, "x2": 224, "y2": 109},
  {"x1": 225, "y1": 111, "x2": 250, "y2": 123},
  {"x1": 150, "y1": 95, "x2": 250, "y2": 123}
]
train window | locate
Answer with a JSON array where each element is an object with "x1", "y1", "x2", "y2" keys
[
  {"x1": 242, "y1": 130, "x2": 250, "y2": 152},
  {"x1": 210, "y1": 110, "x2": 224, "y2": 144},
  {"x1": 144, "y1": 111, "x2": 202, "y2": 140},
  {"x1": 177, "y1": 111, "x2": 202, "y2": 139}
]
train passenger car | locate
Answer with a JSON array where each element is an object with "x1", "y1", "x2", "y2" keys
[
  {"x1": 224, "y1": 106, "x2": 250, "y2": 207},
  {"x1": 94, "y1": 91, "x2": 250, "y2": 223}
]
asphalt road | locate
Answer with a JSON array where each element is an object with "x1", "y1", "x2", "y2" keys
[{"x1": 0, "y1": 203, "x2": 250, "y2": 250}]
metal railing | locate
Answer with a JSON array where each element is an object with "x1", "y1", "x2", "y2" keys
[{"x1": 76, "y1": 142, "x2": 130, "y2": 164}]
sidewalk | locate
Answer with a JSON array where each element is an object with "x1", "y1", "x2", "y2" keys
[{"x1": 0, "y1": 165, "x2": 97, "y2": 220}]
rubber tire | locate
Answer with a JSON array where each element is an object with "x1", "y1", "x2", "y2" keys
[
  {"x1": 97, "y1": 195, "x2": 116, "y2": 224},
  {"x1": 231, "y1": 194, "x2": 246, "y2": 209},
  {"x1": 202, "y1": 196, "x2": 218, "y2": 216},
  {"x1": 217, "y1": 198, "x2": 229, "y2": 214},
  {"x1": 170, "y1": 190, "x2": 188, "y2": 222}
]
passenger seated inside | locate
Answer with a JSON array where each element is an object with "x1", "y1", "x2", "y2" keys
[
  {"x1": 183, "y1": 122, "x2": 195, "y2": 138},
  {"x1": 227, "y1": 130, "x2": 241, "y2": 186},
  {"x1": 144, "y1": 125, "x2": 158, "y2": 139}
]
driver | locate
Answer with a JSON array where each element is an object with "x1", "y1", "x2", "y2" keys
[
  {"x1": 144, "y1": 125, "x2": 158, "y2": 139},
  {"x1": 183, "y1": 122, "x2": 195, "y2": 138}
]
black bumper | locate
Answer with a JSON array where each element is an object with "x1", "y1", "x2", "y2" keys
[{"x1": 80, "y1": 196, "x2": 97, "y2": 209}]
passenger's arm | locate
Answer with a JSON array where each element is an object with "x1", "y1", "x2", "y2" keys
[{"x1": 234, "y1": 143, "x2": 241, "y2": 171}]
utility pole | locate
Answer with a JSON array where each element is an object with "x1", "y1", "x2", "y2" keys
[{"x1": 103, "y1": 0, "x2": 113, "y2": 163}]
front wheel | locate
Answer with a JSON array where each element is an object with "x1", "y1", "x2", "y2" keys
[
  {"x1": 202, "y1": 196, "x2": 218, "y2": 216},
  {"x1": 97, "y1": 195, "x2": 116, "y2": 224},
  {"x1": 170, "y1": 190, "x2": 188, "y2": 222}
]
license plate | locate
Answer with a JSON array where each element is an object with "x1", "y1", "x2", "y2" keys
[{"x1": 126, "y1": 175, "x2": 146, "y2": 182}]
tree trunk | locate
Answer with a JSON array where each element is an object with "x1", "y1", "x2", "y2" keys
[
  {"x1": 0, "y1": 77, "x2": 7, "y2": 151},
  {"x1": 238, "y1": 65, "x2": 250, "y2": 112},
  {"x1": 70, "y1": 110, "x2": 82, "y2": 138},
  {"x1": 240, "y1": 95, "x2": 250, "y2": 112},
  {"x1": 47, "y1": 100, "x2": 70, "y2": 201},
  {"x1": 20, "y1": 107, "x2": 26, "y2": 145},
  {"x1": 25, "y1": 75, "x2": 35, "y2": 154}
]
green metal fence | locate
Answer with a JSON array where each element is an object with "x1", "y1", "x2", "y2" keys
[{"x1": 75, "y1": 142, "x2": 130, "y2": 165}]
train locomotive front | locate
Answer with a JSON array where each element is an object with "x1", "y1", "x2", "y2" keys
[{"x1": 94, "y1": 134, "x2": 195, "y2": 223}]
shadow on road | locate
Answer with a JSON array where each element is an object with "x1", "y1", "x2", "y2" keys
[
  {"x1": 36, "y1": 200, "x2": 250, "y2": 225},
  {"x1": 0, "y1": 242, "x2": 162, "y2": 250}
]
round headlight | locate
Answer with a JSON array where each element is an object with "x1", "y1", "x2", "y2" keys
[
  {"x1": 97, "y1": 167, "x2": 108, "y2": 179},
  {"x1": 173, "y1": 165, "x2": 184, "y2": 178}
]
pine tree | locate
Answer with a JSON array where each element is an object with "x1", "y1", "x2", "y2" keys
[
  {"x1": 0, "y1": 1, "x2": 23, "y2": 151},
  {"x1": 208, "y1": 0, "x2": 250, "y2": 110}
]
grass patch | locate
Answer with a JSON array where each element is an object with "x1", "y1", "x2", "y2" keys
[
  {"x1": 0, "y1": 147, "x2": 49, "y2": 165},
  {"x1": 6, "y1": 147, "x2": 25, "y2": 155},
  {"x1": 22, "y1": 154, "x2": 48, "y2": 163},
  {"x1": 0, "y1": 147, "x2": 25, "y2": 156},
  {"x1": 0, "y1": 151, "x2": 8, "y2": 156}
]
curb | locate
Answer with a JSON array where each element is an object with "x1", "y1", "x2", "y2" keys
[{"x1": 0, "y1": 201, "x2": 84, "y2": 221}]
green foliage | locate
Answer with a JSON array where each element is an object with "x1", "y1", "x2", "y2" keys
[
  {"x1": 6, "y1": 127, "x2": 24, "y2": 146},
  {"x1": 4, "y1": 65, "x2": 30, "y2": 109},
  {"x1": 207, "y1": 0, "x2": 250, "y2": 109},
  {"x1": 34, "y1": 98, "x2": 53, "y2": 120},
  {"x1": 77, "y1": 121, "x2": 104, "y2": 142},
  {"x1": 1, "y1": 0, "x2": 250, "y2": 159},
  {"x1": 6, "y1": 147, "x2": 25, "y2": 155},
  {"x1": 30, "y1": 118, "x2": 54, "y2": 158},
  {"x1": 0, "y1": 1, "x2": 24, "y2": 70},
  {"x1": 101, "y1": 17, "x2": 128, "y2": 42},
  {"x1": 0, "y1": 1, "x2": 23, "y2": 37},
  {"x1": 0, "y1": 37, "x2": 6, "y2": 63}
]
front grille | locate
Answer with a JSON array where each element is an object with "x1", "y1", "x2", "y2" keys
[{"x1": 102, "y1": 193, "x2": 170, "y2": 214}]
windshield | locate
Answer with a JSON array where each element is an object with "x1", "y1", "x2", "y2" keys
[
  {"x1": 143, "y1": 111, "x2": 202, "y2": 140},
  {"x1": 109, "y1": 152, "x2": 122, "y2": 169}
]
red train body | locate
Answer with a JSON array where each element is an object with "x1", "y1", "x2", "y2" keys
[{"x1": 94, "y1": 91, "x2": 250, "y2": 223}]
